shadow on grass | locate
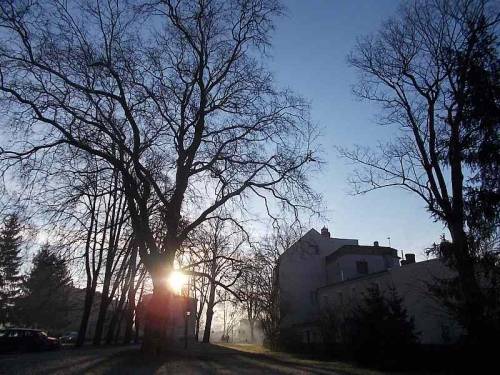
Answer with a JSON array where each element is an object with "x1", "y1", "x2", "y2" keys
[
  {"x1": 79, "y1": 343, "x2": 358, "y2": 374},
  {"x1": 1, "y1": 342, "x2": 370, "y2": 374}
]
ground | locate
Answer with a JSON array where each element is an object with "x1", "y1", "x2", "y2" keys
[{"x1": 0, "y1": 342, "x2": 387, "y2": 375}]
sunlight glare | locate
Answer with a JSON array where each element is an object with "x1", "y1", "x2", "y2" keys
[{"x1": 168, "y1": 270, "x2": 187, "y2": 293}]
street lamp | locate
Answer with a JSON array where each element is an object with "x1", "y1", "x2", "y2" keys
[{"x1": 184, "y1": 310, "x2": 191, "y2": 349}]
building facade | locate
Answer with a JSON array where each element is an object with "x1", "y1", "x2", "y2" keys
[{"x1": 279, "y1": 227, "x2": 462, "y2": 345}]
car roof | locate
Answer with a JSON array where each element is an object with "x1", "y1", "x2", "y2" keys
[{"x1": 3, "y1": 328, "x2": 43, "y2": 331}]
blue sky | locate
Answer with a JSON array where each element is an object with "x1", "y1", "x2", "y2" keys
[{"x1": 268, "y1": 0, "x2": 446, "y2": 259}]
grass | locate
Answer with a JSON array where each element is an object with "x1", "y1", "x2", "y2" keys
[{"x1": 216, "y1": 343, "x2": 388, "y2": 375}]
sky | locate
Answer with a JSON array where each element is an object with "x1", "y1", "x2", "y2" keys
[
  {"x1": 4, "y1": 1, "x2": 447, "y2": 263},
  {"x1": 267, "y1": 0, "x2": 446, "y2": 260}
]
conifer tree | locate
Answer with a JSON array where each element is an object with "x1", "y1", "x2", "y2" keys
[
  {"x1": 18, "y1": 244, "x2": 73, "y2": 331},
  {"x1": 346, "y1": 284, "x2": 417, "y2": 366},
  {"x1": 0, "y1": 213, "x2": 23, "y2": 325}
]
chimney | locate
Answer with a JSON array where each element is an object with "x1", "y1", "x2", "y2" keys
[
  {"x1": 373, "y1": 241, "x2": 379, "y2": 247},
  {"x1": 321, "y1": 226, "x2": 330, "y2": 238},
  {"x1": 405, "y1": 253, "x2": 415, "y2": 264},
  {"x1": 401, "y1": 253, "x2": 416, "y2": 266}
]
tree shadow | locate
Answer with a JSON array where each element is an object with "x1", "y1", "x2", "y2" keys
[
  {"x1": 1, "y1": 343, "x2": 352, "y2": 374},
  {"x1": 82, "y1": 343, "x2": 348, "y2": 374}
]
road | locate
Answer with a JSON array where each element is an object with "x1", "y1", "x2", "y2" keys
[{"x1": 0, "y1": 343, "x2": 373, "y2": 375}]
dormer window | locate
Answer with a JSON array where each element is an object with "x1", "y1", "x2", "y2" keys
[{"x1": 356, "y1": 260, "x2": 368, "y2": 274}]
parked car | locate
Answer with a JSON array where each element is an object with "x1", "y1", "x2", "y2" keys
[
  {"x1": 60, "y1": 331, "x2": 78, "y2": 344},
  {"x1": 0, "y1": 328, "x2": 61, "y2": 353}
]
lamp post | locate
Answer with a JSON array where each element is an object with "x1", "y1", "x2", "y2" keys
[{"x1": 184, "y1": 310, "x2": 191, "y2": 349}]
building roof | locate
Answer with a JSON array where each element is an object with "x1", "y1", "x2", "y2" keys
[
  {"x1": 325, "y1": 244, "x2": 399, "y2": 263},
  {"x1": 280, "y1": 228, "x2": 358, "y2": 258}
]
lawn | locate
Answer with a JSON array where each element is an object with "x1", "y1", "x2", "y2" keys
[{"x1": 0, "y1": 342, "x2": 431, "y2": 374}]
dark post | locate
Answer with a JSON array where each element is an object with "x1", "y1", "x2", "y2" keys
[{"x1": 184, "y1": 311, "x2": 190, "y2": 349}]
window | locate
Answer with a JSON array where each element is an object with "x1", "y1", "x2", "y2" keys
[
  {"x1": 8, "y1": 330, "x2": 19, "y2": 338},
  {"x1": 356, "y1": 260, "x2": 369, "y2": 274}
]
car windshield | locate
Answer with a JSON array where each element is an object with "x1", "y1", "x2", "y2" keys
[
  {"x1": 39, "y1": 331, "x2": 48, "y2": 337},
  {"x1": 0, "y1": 330, "x2": 5, "y2": 337}
]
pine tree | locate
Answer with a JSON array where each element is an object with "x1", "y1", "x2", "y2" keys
[
  {"x1": 345, "y1": 284, "x2": 417, "y2": 367},
  {"x1": 17, "y1": 244, "x2": 73, "y2": 331},
  {"x1": 0, "y1": 213, "x2": 23, "y2": 325}
]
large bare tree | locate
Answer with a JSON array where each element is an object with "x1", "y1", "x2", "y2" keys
[
  {"x1": 0, "y1": 0, "x2": 319, "y2": 352},
  {"x1": 342, "y1": 0, "x2": 499, "y2": 342}
]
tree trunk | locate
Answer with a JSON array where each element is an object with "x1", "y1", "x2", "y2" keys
[
  {"x1": 141, "y1": 280, "x2": 172, "y2": 355},
  {"x1": 93, "y1": 294, "x2": 110, "y2": 345},
  {"x1": 123, "y1": 246, "x2": 138, "y2": 344},
  {"x1": 105, "y1": 305, "x2": 119, "y2": 345},
  {"x1": 249, "y1": 319, "x2": 255, "y2": 342},
  {"x1": 123, "y1": 294, "x2": 136, "y2": 344},
  {"x1": 195, "y1": 313, "x2": 201, "y2": 342},
  {"x1": 106, "y1": 283, "x2": 128, "y2": 344},
  {"x1": 449, "y1": 225, "x2": 484, "y2": 342},
  {"x1": 448, "y1": 119, "x2": 484, "y2": 343},
  {"x1": 76, "y1": 193, "x2": 98, "y2": 347},
  {"x1": 134, "y1": 316, "x2": 140, "y2": 344},
  {"x1": 202, "y1": 282, "x2": 216, "y2": 343},
  {"x1": 92, "y1": 182, "x2": 121, "y2": 346},
  {"x1": 134, "y1": 280, "x2": 145, "y2": 344},
  {"x1": 114, "y1": 310, "x2": 125, "y2": 343},
  {"x1": 76, "y1": 284, "x2": 95, "y2": 347}
]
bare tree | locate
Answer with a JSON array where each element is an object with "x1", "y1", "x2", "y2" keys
[
  {"x1": 0, "y1": 0, "x2": 319, "y2": 353},
  {"x1": 254, "y1": 224, "x2": 299, "y2": 347},
  {"x1": 237, "y1": 262, "x2": 261, "y2": 343},
  {"x1": 343, "y1": 0, "x2": 499, "y2": 342},
  {"x1": 182, "y1": 218, "x2": 246, "y2": 343},
  {"x1": 220, "y1": 293, "x2": 239, "y2": 342},
  {"x1": 181, "y1": 251, "x2": 210, "y2": 342}
]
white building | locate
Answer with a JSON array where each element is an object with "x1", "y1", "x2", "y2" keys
[{"x1": 279, "y1": 227, "x2": 461, "y2": 345}]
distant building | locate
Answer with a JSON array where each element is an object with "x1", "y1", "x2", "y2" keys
[{"x1": 279, "y1": 227, "x2": 462, "y2": 345}]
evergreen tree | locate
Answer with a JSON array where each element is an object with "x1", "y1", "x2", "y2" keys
[
  {"x1": 345, "y1": 284, "x2": 418, "y2": 367},
  {"x1": 0, "y1": 213, "x2": 23, "y2": 325},
  {"x1": 17, "y1": 244, "x2": 73, "y2": 331}
]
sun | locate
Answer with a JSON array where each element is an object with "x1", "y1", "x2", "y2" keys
[{"x1": 168, "y1": 270, "x2": 187, "y2": 293}]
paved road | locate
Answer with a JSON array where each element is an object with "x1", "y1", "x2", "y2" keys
[{"x1": 0, "y1": 343, "x2": 352, "y2": 375}]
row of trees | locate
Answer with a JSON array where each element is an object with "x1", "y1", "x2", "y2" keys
[
  {"x1": 0, "y1": 0, "x2": 319, "y2": 353},
  {"x1": 0, "y1": 208, "x2": 291, "y2": 349},
  {"x1": 177, "y1": 218, "x2": 296, "y2": 347}
]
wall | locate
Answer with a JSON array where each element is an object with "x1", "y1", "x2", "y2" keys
[
  {"x1": 279, "y1": 229, "x2": 358, "y2": 328},
  {"x1": 317, "y1": 259, "x2": 463, "y2": 344},
  {"x1": 326, "y1": 253, "x2": 400, "y2": 283}
]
